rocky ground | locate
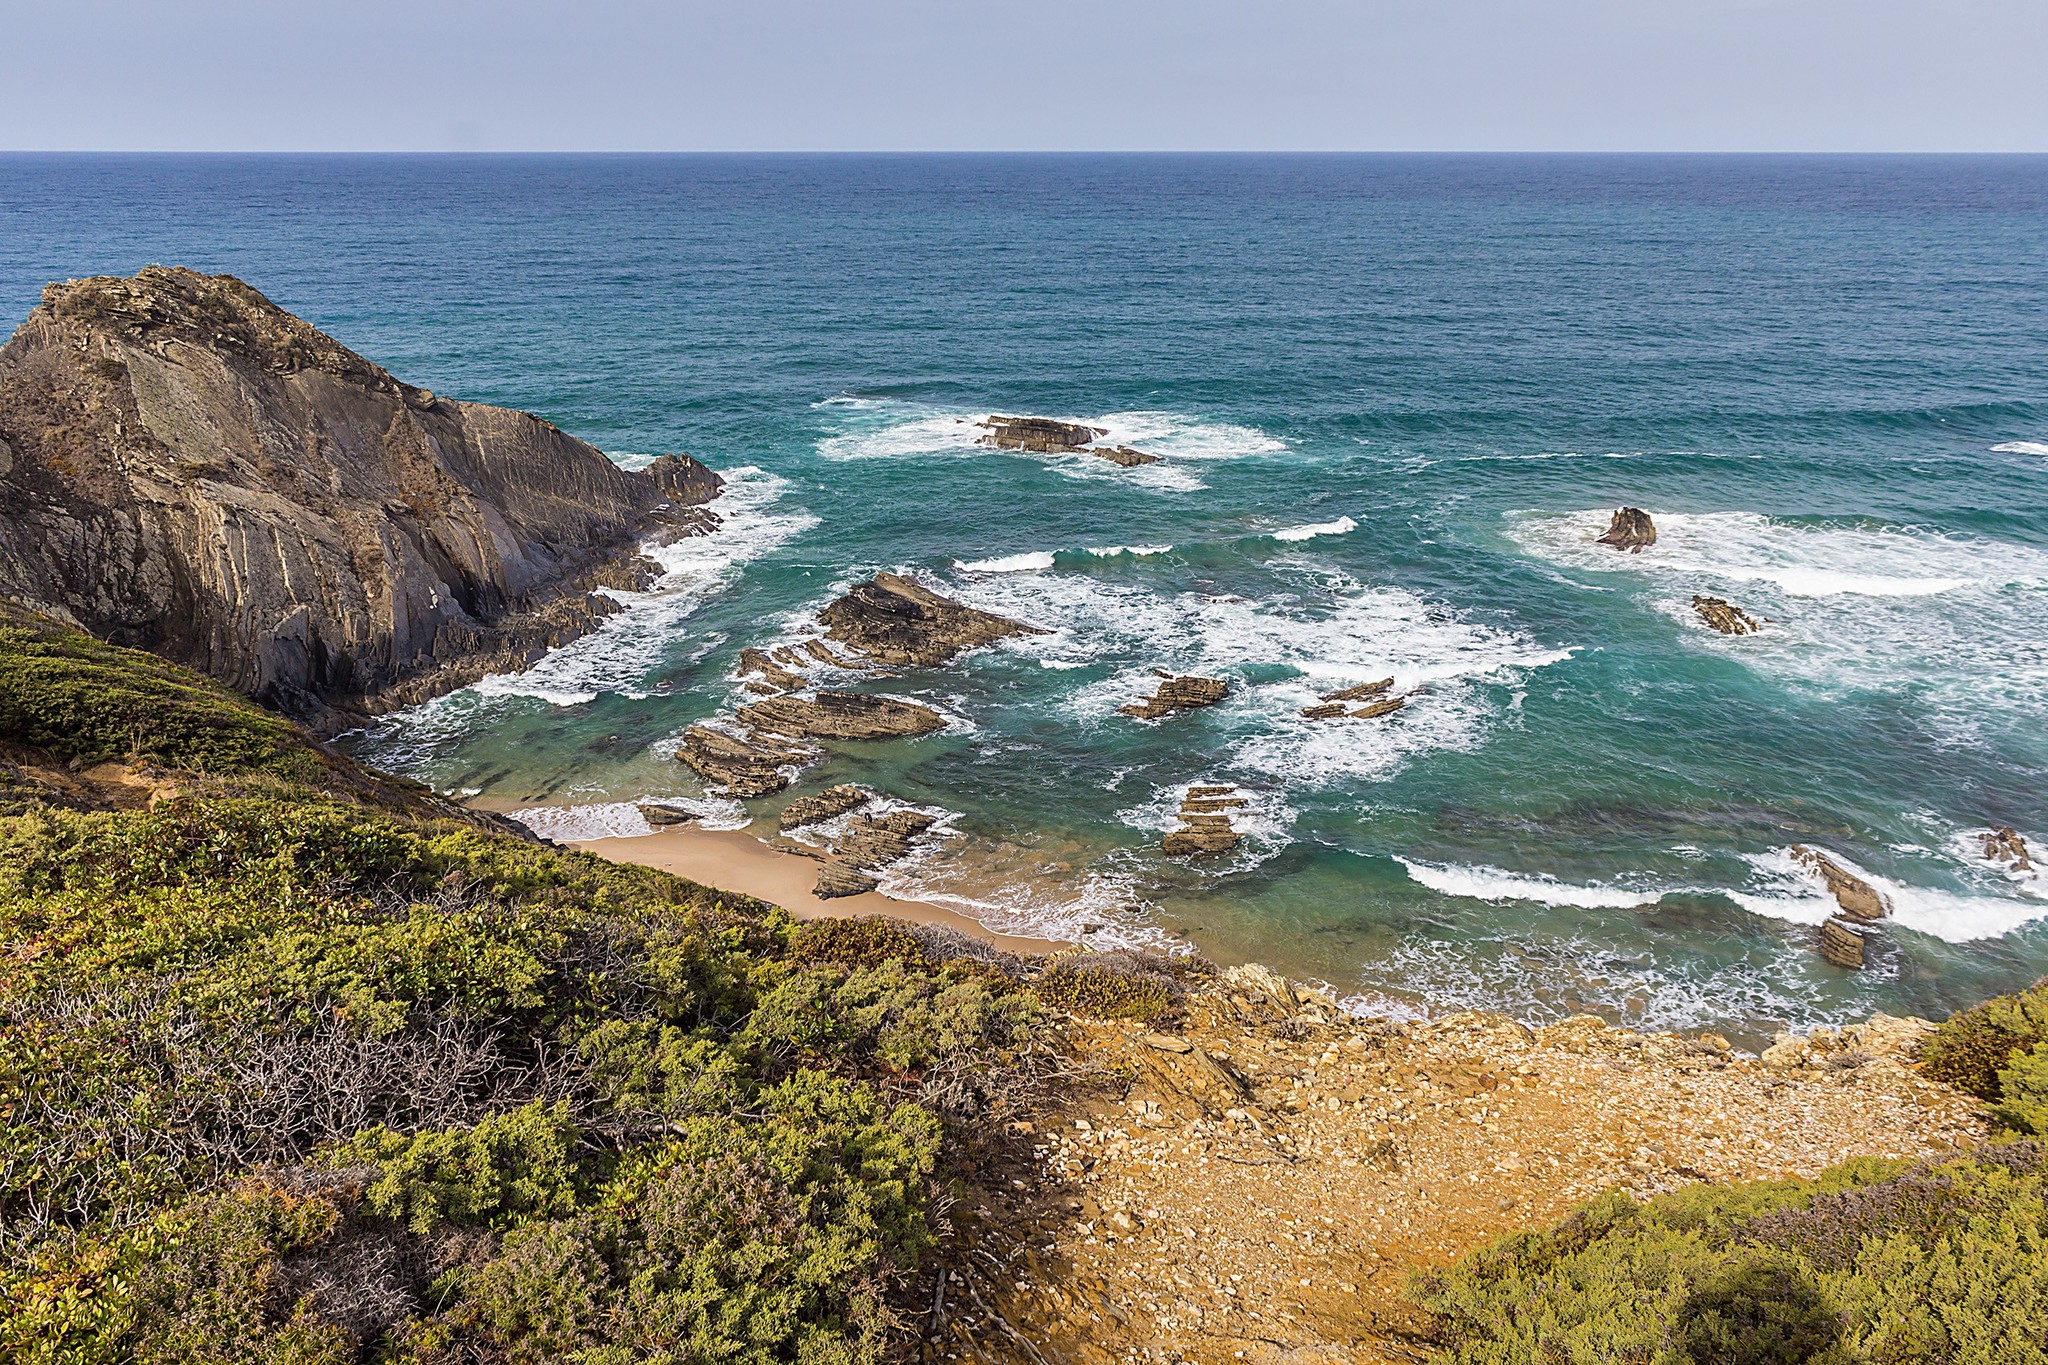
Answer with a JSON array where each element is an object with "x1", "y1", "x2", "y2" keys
[{"x1": 923, "y1": 966, "x2": 1984, "y2": 1365}]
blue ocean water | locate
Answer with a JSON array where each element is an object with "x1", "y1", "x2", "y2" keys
[{"x1": 6, "y1": 153, "x2": 2048, "y2": 1039}]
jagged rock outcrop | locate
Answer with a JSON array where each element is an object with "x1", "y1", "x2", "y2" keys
[
  {"x1": 1322, "y1": 678, "x2": 1394, "y2": 703},
  {"x1": 832, "y1": 808, "x2": 940, "y2": 869},
  {"x1": 779, "y1": 784, "x2": 873, "y2": 832},
  {"x1": 818, "y1": 572, "x2": 1046, "y2": 668},
  {"x1": 1791, "y1": 845, "x2": 1889, "y2": 970},
  {"x1": 1692, "y1": 596, "x2": 1760, "y2": 635},
  {"x1": 1119, "y1": 673, "x2": 1229, "y2": 720},
  {"x1": 1984, "y1": 826, "x2": 2035, "y2": 872},
  {"x1": 812, "y1": 860, "x2": 880, "y2": 899},
  {"x1": 1163, "y1": 784, "x2": 1246, "y2": 856},
  {"x1": 676, "y1": 725, "x2": 810, "y2": 798},
  {"x1": 1301, "y1": 685, "x2": 1409, "y2": 720},
  {"x1": 978, "y1": 416, "x2": 1104, "y2": 452},
  {"x1": 1597, "y1": 507, "x2": 1657, "y2": 553},
  {"x1": 740, "y1": 690, "x2": 946, "y2": 741},
  {"x1": 0, "y1": 267, "x2": 721, "y2": 726}
]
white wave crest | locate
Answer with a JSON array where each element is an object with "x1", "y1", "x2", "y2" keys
[
  {"x1": 1395, "y1": 857, "x2": 1665, "y2": 909},
  {"x1": 957, "y1": 551, "x2": 1057, "y2": 573},
  {"x1": 1992, "y1": 441, "x2": 2048, "y2": 456},
  {"x1": 1085, "y1": 544, "x2": 1174, "y2": 558},
  {"x1": 454, "y1": 467, "x2": 815, "y2": 707},
  {"x1": 1507, "y1": 508, "x2": 2048, "y2": 743},
  {"x1": 1733, "y1": 846, "x2": 2048, "y2": 943},
  {"x1": 1271, "y1": 515, "x2": 1358, "y2": 542}
]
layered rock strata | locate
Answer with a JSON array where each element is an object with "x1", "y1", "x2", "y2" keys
[
  {"x1": 676, "y1": 726, "x2": 811, "y2": 798},
  {"x1": 739, "y1": 691, "x2": 946, "y2": 741},
  {"x1": 1597, "y1": 506, "x2": 1657, "y2": 552},
  {"x1": 1119, "y1": 673, "x2": 1229, "y2": 720},
  {"x1": 1162, "y1": 784, "x2": 1247, "y2": 856},
  {"x1": 977, "y1": 415, "x2": 1105, "y2": 452},
  {"x1": 0, "y1": 268, "x2": 722, "y2": 726},
  {"x1": 778, "y1": 784, "x2": 873, "y2": 832}
]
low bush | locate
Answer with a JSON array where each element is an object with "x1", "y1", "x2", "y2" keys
[
  {"x1": 1920, "y1": 977, "x2": 2048, "y2": 1103},
  {"x1": 1034, "y1": 949, "x2": 1195, "y2": 1024},
  {"x1": 1413, "y1": 1144, "x2": 2048, "y2": 1364}
]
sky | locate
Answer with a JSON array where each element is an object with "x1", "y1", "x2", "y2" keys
[{"x1": 2, "y1": 0, "x2": 2045, "y2": 153}]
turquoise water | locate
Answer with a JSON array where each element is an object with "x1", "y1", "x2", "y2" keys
[{"x1": 7, "y1": 153, "x2": 2048, "y2": 1038}]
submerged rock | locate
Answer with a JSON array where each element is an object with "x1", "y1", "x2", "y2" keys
[
  {"x1": 1596, "y1": 507, "x2": 1657, "y2": 553},
  {"x1": 1322, "y1": 678, "x2": 1395, "y2": 703},
  {"x1": 738, "y1": 646, "x2": 807, "y2": 693},
  {"x1": 1120, "y1": 674, "x2": 1230, "y2": 720},
  {"x1": 1791, "y1": 846, "x2": 1889, "y2": 923},
  {"x1": 1093, "y1": 445, "x2": 1161, "y2": 467},
  {"x1": 779, "y1": 784, "x2": 874, "y2": 832},
  {"x1": 676, "y1": 726, "x2": 809, "y2": 798},
  {"x1": 1692, "y1": 596, "x2": 1760, "y2": 635},
  {"x1": 819, "y1": 572, "x2": 1047, "y2": 668},
  {"x1": 1984, "y1": 825, "x2": 2035, "y2": 872},
  {"x1": 978, "y1": 415, "x2": 1105, "y2": 452},
  {"x1": 740, "y1": 690, "x2": 946, "y2": 741}
]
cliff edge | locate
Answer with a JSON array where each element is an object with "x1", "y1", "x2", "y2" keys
[{"x1": 0, "y1": 267, "x2": 719, "y2": 725}]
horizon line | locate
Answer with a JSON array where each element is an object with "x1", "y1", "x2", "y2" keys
[{"x1": 7, "y1": 148, "x2": 2048, "y2": 158}]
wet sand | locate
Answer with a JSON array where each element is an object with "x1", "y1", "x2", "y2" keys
[{"x1": 570, "y1": 824, "x2": 1070, "y2": 954}]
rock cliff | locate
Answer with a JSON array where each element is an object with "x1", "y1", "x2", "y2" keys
[{"x1": 0, "y1": 267, "x2": 721, "y2": 726}]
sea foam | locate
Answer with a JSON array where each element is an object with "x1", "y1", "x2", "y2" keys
[
  {"x1": 1271, "y1": 515, "x2": 1358, "y2": 542},
  {"x1": 1394, "y1": 857, "x2": 1665, "y2": 909}
]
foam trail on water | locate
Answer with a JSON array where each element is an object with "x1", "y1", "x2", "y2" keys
[
  {"x1": 1992, "y1": 441, "x2": 2048, "y2": 456},
  {"x1": 508, "y1": 796, "x2": 750, "y2": 842},
  {"x1": 1084, "y1": 544, "x2": 1174, "y2": 558}
]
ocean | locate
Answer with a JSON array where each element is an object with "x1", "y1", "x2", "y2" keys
[{"x1": 6, "y1": 152, "x2": 2047, "y2": 1040}]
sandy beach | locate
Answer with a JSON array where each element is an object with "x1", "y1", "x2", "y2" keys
[{"x1": 569, "y1": 823, "x2": 1070, "y2": 954}]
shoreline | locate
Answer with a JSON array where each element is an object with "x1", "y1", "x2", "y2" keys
[{"x1": 569, "y1": 823, "x2": 1072, "y2": 954}]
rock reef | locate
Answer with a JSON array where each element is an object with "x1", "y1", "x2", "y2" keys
[
  {"x1": 1119, "y1": 673, "x2": 1229, "y2": 720},
  {"x1": 975, "y1": 414, "x2": 1162, "y2": 467},
  {"x1": 1597, "y1": 506, "x2": 1657, "y2": 553},
  {"x1": 676, "y1": 726, "x2": 810, "y2": 798},
  {"x1": 0, "y1": 267, "x2": 720, "y2": 727},
  {"x1": 1692, "y1": 595, "x2": 1760, "y2": 635},
  {"x1": 1984, "y1": 825, "x2": 2034, "y2": 873},
  {"x1": 778, "y1": 784, "x2": 873, "y2": 832},
  {"x1": 740, "y1": 690, "x2": 946, "y2": 741},
  {"x1": 1301, "y1": 677, "x2": 1412, "y2": 721},
  {"x1": 819, "y1": 572, "x2": 1046, "y2": 668},
  {"x1": 1792, "y1": 845, "x2": 1890, "y2": 969},
  {"x1": 1162, "y1": 784, "x2": 1248, "y2": 856}
]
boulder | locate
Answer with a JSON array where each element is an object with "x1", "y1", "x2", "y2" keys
[
  {"x1": 779, "y1": 784, "x2": 873, "y2": 832},
  {"x1": 676, "y1": 726, "x2": 809, "y2": 798},
  {"x1": 813, "y1": 861, "x2": 880, "y2": 899},
  {"x1": 1791, "y1": 846, "x2": 1889, "y2": 922},
  {"x1": 646, "y1": 453, "x2": 725, "y2": 507},
  {"x1": 1984, "y1": 825, "x2": 2035, "y2": 872},
  {"x1": 740, "y1": 690, "x2": 946, "y2": 741},
  {"x1": 1119, "y1": 674, "x2": 1230, "y2": 720},
  {"x1": 818, "y1": 572, "x2": 1047, "y2": 668},
  {"x1": 1692, "y1": 596, "x2": 1760, "y2": 635},
  {"x1": 977, "y1": 415, "x2": 1105, "y2": 453},
  {"x1": 638, "y1": 803, "x2": 698, "y2": 828},
  {"x1": 1596, "y1": 507, "x2": 1657, "y2": 553}
]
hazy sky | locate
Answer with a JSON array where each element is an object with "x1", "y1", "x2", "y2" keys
[{"x1": 3, "y1": 0, "x2": 2044, "y2": 152}]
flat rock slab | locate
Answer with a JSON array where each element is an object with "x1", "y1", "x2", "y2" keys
[
  {"x1": 812, "y1": 860, "x2": 880, "y2": 899},
  {"x1": 1120, "y1": 674, "x2": 1230, "y2": 719},
  {"x1": 832, "y1": 809, "x2": 942, "y2": 869},
  {"x1": 819, "y1": 572, "x2": 1047, "y2": 668},
  {"x1": 1792, "y1": 845, "x2": 1889, "y2": 922},
  {"x1": 978, "y1": 415, "x2": 1105, "y2": 452},
  {"x1": 676, "y1": 725, "x2": 808, "y2": 798},
  {"x1": 740, "y1": 690, "x2": 946, "y2": 741}
]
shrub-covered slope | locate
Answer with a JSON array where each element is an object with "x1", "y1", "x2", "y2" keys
[{"x1": 0, "y1": 615, "x2": 1060, "y2": 1364}]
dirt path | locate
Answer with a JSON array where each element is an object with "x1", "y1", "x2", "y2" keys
[{"x1": 925, "y1": 966, "x2": 1985, "y2": 1364}]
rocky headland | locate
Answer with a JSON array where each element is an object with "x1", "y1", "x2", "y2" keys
[{"x1": 0, "y1": 267, "x2": 720, "y2": 727}]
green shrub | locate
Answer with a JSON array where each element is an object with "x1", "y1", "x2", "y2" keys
[
  {"x1": 1920, "y1": 978, "x2": 2048, "y2": 1101},
  {"x1": 1413, "y1": 1145, "x2": 2048, "y2": 1364},
  {"x1": 1996, "y1": 1043, "x2": 2048, "y2": 1136},
  {"x1": 788, "y1": 915, "x2": 937, "y2": 972}
]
